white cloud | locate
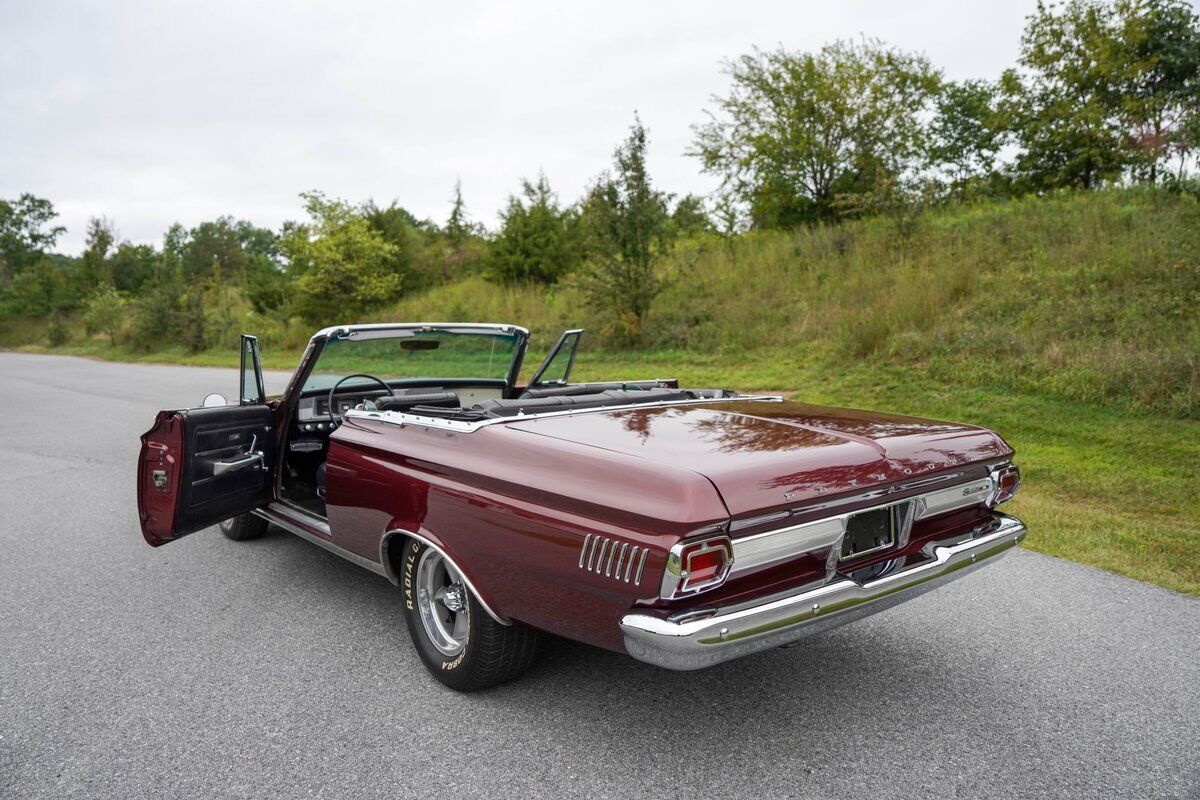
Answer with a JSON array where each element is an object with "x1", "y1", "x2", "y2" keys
[{"x1": 0, "y1": 0, "x2": 1036, "y2": 253}]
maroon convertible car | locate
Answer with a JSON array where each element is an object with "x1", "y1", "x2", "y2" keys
[{"x1": 138, "y1": 323, "x2": 1026, "y2": 691}]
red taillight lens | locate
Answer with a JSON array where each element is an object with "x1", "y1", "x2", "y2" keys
[
  {"x1": 677, "y1": 538, "x2": 732, "y2": 594},
  {"x1": 685, "y1": 548, "x2": 725, "y2": 585},
  {"x1": 990, "y1": 463, "x2": 1021, "y2": 506}
]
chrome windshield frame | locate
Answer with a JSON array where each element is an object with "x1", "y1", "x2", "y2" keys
[{"x1": 303, "y1": 322, "x2": 531, "y2": 396}]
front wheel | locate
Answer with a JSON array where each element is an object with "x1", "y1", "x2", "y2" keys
[
  {"x1": 218, "y1": 512, "x2": 269, "y2": 541},
  {"x1": 402, "y1": 538, "x2": 540, "y2": 691}
]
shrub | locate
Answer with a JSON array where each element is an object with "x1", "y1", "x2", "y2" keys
[
  {"x1": 489, "y1": 175, "x2": 581, "y2": 284},
  {"x1": 46, "y1": 317, "x2": 70, "y2": 346},
  {"x1": 82, "y1": 284, "x2": 127, "y2": 345}
]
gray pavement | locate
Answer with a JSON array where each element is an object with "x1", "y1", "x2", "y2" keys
[{"x1": 0, "y1": 351, "x2": 1197, "y2": 800}]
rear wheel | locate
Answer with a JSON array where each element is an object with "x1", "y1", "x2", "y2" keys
[
  {"x1": 218, "y1": 512, "x2": 269, "y2": 541},
  {"x1": 401, "y1": 538, "x2": 540, "y2": 691}
]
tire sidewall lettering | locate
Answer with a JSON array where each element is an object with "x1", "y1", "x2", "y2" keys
[{"x1": 406, "y1": 539, "x2": 471, "y2": 671}]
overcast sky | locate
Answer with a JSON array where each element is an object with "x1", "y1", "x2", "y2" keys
[{"x1": 2, "y1": 0, "x2": 1039, "y2": 254}]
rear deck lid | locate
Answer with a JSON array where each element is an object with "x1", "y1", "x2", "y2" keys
[{"x1": 504, "y1": 400, "x2": 1012, "y2": 516}]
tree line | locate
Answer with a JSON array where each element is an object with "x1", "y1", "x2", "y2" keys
[{"x1": 2, "y1": 0, "x2": 1198, "y2": 349}]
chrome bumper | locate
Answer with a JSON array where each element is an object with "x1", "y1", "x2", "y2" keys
[{"x1": 620, "y1": 512, "x2": 1027, "y2": 670}]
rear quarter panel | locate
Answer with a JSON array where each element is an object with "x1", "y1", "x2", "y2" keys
[{"x1": 324, "y1": 417, "x2": 729, "y2": 651}]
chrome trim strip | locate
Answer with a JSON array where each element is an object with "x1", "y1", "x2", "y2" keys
[
  {"x1": 345, "y1": 394, "x2": 785, "y2": 434},
  {"x1": 732, "y1": 518, "x2": 844, "y2": 576},
  {"x1": 917, "y1": 477, "x2": 993, "y2": 520},
  {"x1": 730, "y1": 471, "x2": 971, "y2": 529},
  {"x1": 255, "y1": 505, "x2": 388, "y2": 579},
  {"x1": 620, "y1": 512, "x2": 1027, "y2": 671},
  {"x1": 730, "y1": 476, "x2": 996, "y2": 578},
  {"x1": 377, "y1": 529, "x2": 510, "y2": 625},
  {"x1": 614, "y1": 542, "x2": 629, "y2": 577},
  {"x1": 624, "y1": 546, "x2": 640, "y2": 583},
  {"x1": 635, "y1": 549, "x2": 649, "y2": 586},
  {"x1": 579, "y1": 533, "x2": 593, "y2": 569},
  {"x1": 587, "y1": 536, "x2": 602, "y2": 571},
  {"x1": 312, "y1": 321, "x2": 530, "y2": 340}
]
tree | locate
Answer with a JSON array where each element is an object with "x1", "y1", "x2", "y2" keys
[
  {"x1": 670, "y1": 194, "x2": 714, "y2": 237},
  {"x1": 0, "y1": 194, "x2": 64, "y2": 285},
  {"x1": 490, "y1": 173, "x2": 580, "y2": 284},
  {"x1": 690, "y1": 40, "x2": 942, "y2": 227},
  {"x1": 1005, "y1": 1, "x2": 1131, "y2": 190},
  {"x1": 108, "y1": 242, "x2": 159, "y2": 294},
  {"x1": 82, "y1": 284, "x2": 127, "y2": 345},
  {"x1": 580, "y1": 117, "x2": 674, "y2": 341},
  {"x1": 929, "y1": 79, "x2": 1009, "y2": 193},
  {"x1": 362, "y1": 200, "x2": 429, "y2": 291},
  {"x1": 280, "y1": 192, "x2": 401, "y2": 323},
  {"x1": 1109, "y1": 0, "x2": 1200, "y2": 182},
  {"x1": 78, "y1": 217, "x2": 117, "y2": 291},
  {"x1": 446, "y1": 180, "x2": 474, "y2": 246}
]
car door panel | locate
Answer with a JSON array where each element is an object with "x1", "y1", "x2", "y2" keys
[
  {"x1": 138, "y1": 404, "x2": 276, "y2": 546},
  {"x1": 137, "y1": 334, "x2": 277, "y2": 547}
]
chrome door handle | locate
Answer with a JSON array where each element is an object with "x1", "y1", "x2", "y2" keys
[{"x1": 213, "y1": 451, "x2": 263, "y2": 476}]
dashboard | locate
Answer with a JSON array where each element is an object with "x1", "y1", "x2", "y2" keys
[{"x1": 294, "y1": 386, "x2": 504, "y2": 429}]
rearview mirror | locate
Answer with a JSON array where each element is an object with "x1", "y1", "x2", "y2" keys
[{"x1": 201, "y1": 393, "x2": 228, "y2": 408}]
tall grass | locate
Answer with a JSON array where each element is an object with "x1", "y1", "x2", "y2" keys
[{"x1": 363, "y1": 189, "x2": 1200, "y2": 418}]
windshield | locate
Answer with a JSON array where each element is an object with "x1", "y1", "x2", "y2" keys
[{"x1": 302, "y1": 327, "x2": 524, "y2": 392}]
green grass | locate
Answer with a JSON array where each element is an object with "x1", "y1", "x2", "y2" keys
[{"x1": 3, "y1": 189, "x2": 1197, "y2": 595}]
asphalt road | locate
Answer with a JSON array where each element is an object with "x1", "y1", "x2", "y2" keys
[{"x1": 1, "y1": 352, "x2": 1197, "y2": 800}]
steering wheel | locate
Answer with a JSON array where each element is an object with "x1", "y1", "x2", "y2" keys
[{"x1": 327, "y1": 374, "x2": 394, "y2": 425}]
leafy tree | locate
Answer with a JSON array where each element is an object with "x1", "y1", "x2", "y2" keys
[
  {"x1": 363, "y1": 200, "x2": 421, "y2": 282},
  {"x1": 280, "y1": 192, "x2": 401, "y2": 324},
  {"x1": 108, "y1": 242, "x2": 159, "y2": 294},
  {"x1": 929, "y1": 79, "x2": 1009, "y2": 193},
  {"x1": 78, "y1": 217, "x2": 117, "y2": 290},
  {"x1": 691, "y1": 40, "x2": 942, "y2": 227},
  {"x1": 1109, "y1": 0, "x2": 1200, "y2": 182},
  {"x1": 580, "y1": 118, "x2": 674, "y2": 341},
  {"x1": 670, "y1": 194, "x2": 714, "y2": 236},
  {"x1": 0, "y1": 194, "x2": 64, "y2": 285},
  {"x1": 82, "y1": 284, "x2": 127, "y2": 345},
  {"x1": 6, "y1": 257, "x2": 73, "y2": 316},
  {"x1": 164, "y1": 216, "x2": 279, "y2": 291},
  {"x1": 490, "y1": 173, "x2": 580, "y2": 283},
  {"x1": 1004, "y1": 0, "x2": 1131, "y2": 190},
  {"x1": 445, "y1": 180, "x2": 476, "y2": 246}
]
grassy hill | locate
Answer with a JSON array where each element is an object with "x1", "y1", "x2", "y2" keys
[{"x1": 4, "y1": 189, "x2": 1198, "y2": 594}]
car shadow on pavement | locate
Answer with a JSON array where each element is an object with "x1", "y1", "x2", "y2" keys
[{"x1": 246, "y1": 523, "x2": 1017, "y2": 770}]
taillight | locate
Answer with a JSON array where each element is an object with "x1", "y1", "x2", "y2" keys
[
  {"x1": 661, "y1": 536, "x2": 733, "y2": 598},
  {"x1": 989, "y1": 463, "x2": 1021, "y2": 506}
]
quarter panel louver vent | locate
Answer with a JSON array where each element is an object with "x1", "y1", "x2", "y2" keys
[{"x1": 579, "y1": 534, "x2": 648, "y2": 586}]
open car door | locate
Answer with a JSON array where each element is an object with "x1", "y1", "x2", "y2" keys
[
  {"x1": 137, "y1": 335, "x2": 278, "y2": 546},
  {"x1": 527, "y1": 328, "x2": 582, "y2": 389}
]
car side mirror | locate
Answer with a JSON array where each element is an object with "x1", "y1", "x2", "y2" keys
[{"x1": 201, "y1": 392, "x2": 228, "y2": 408}]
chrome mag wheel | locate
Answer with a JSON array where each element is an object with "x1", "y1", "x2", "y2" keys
[{"x1": 415, "y1": 546, "x2": 470, "y2": 656}]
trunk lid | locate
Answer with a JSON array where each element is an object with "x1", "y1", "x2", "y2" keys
[{"x1": 504, "y1": 399, "x2": 1013, "y2": 517}]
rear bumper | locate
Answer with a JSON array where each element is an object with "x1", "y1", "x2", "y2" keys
[{"x1": 620, "y1": 511, "x2": 1026, "y2": 670}]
